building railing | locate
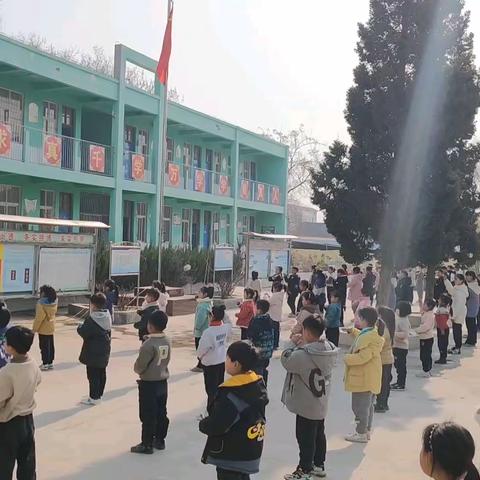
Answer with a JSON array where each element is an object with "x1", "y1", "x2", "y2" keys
[
  {"x1": 165, "y1": 162, "x2": 232, "y2": 197},
  {"x1": 238, "y1": 178, "x2": 282, "y2": 205},
  {"x1": 0, "y1": 122, "x2": 113, "y2": 176}
]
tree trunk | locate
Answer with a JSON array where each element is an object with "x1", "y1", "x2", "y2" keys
[
  {"x1": 377, "y1": 263, "x2": 394, "y2": 307},
  {"x1": 425, "y1": 265, "x2": 436, "y2": 300}
]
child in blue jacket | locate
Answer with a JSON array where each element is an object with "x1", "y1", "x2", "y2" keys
[
  {"x1": 324, "y1": 291, "x2": 342, "y2": 346},
  {"x1": 192, "y1": 287, "x2": 213, "y2": 373}
]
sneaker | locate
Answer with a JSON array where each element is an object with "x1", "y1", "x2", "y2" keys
[
  {"x1": 464, "y1": 342, "x2": 475, "y2": 348},
  {"x1": 154, "y1": 439, "x2": 165, "y2": 451},
  {"x1": 435, "y1": 359, "x2": 447, "y2": 365},
  {"x1": 40, "y1": 364, "x2": 50, "y2": 371},
  {"x1": 130, "y1": 443, "x2": 154, "y2": 454},
  {"x1": 312, "y1": 465, "x2": 326, "y2": 478},
  {"x1": 374, "y1": 405, "x2": 387, "y2": 413},
  {"x1": 345, "y1": 432, "x2": 369, "y2": 443},
  {"x1": 47, "y1": 364, "x2": 54, "y2": 370},
  {"x1": 416, "y1": 371, "x2": 432, "y2": 378},
  {"x1": 284, "y1": 467, "x2": 312, "y2": 479},
  {"x1": 367, "y1": 430, "x2": 371, "y2": 441},
  {"x1": 448, "y1": 348, "x2": 461, "y2": 355},
  {"x1": 391, "y1": 384, "x2": 405, "y2": 391},
  {"x1": 190, "y1": 366, "x2": 203, "y2": 373},
  {"x1": 80, "y1": 397, "x2": 100, "y2": 406}
]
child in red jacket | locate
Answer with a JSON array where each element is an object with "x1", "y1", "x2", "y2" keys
[
  {"x1": 434, "y1": 293, "x2": 451, "y2": 365},
  {"x1": 235, "y1": 288, "x2": 256, "y2": 340}
]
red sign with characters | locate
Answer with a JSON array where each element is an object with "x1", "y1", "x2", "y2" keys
[
  {"x1": 240, "y1": 180, "x2": 250, "y2": 200},
  {"x1": 43, "y1": 135, "x2": 62, "y2": 166},
  {"x1": 89, "y1": 145, "x2": 105, "y2": 173},
  {"x1": 271, "y1": 186, "x2": 281, "y2": 205},
  {"x1": 219, "y1": 175, "x2": 229, "y2": 195},
  {"x1": 131, "y1": 154, "x2": 145, "y2": 181},
  {"x1": 257, "y1": 183, "x2": 266, "y2": 202},
  {"x1": 194, "y1": 169, "x2": 205, "y2": 192},
  {"x1": 168, "y1": 163, "x2": 180, "y2": 187},
  {"x1": 0, "y1": 123, "x2": 12, "y2": 156}
]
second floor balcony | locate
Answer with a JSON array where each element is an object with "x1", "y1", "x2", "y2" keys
[
  {"x1": 123, "y1": 150, "x2": 152, "y2": 183},
  {"x1": 238, "y1": 178, "x2": 282, "y2": 206}
]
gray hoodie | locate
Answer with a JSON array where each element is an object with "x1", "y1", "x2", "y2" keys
[
  {"x1": 281, "y1": 339, "x2": 338, "y2": 420},
  {"x1": 90, "y1": 310, "x2": 112, "y2": 331}
]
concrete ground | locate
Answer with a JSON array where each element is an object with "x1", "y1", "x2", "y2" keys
[{"x1": 11, "y1": 304, "x2": 480, "y2": 480}]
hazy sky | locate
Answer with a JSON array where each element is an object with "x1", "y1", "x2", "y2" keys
[{"x1": 1, "y1": 0, "x2": 480, "y2": 145}]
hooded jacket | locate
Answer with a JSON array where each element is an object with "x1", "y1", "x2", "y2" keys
[
  {"x1": 281, "y1": 340, "x2": 338, "y2": 420},
  {"x1": 444, "y1": 279, "x2": 468, "y2": 324},
  {"x1": 194, "y1": 298, "x2": 213, "y2": 338},
  {"x1": 344, "y1": 328, "x2": 384, "y2": 394},
  {"x1": 415, "y1": 310, "x2": 435, "y2": 340},
  {"x1": 77, "y1": 310, "x2": 112, "y2": 369},
  {"x1": 290, "y1": 304, "x2": 318, "y2": 346},
  {"x1": 134, "y1": 302, "x2": 159, "y2": 341},
  {"x1": 348, "y1": 273, "x2": 363, "y2": 304},
  {"x1": 466, "y1": 281, "x2": 480, "y2": 318},
  {"x1": 199, "y1": 372, "x2": 268, "y2": 475},
  {"x1": 32, "y1": 300, "x2": 58, "y2": 335},
  {"x1": 247, "y1": 313, "x2": 274, "y2": 360}
]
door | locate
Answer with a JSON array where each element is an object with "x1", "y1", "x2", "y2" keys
[
  {"x1": 183, "y1": 144, "x2": 192, "y2": 189},
  {"x1": 124, "y1": 126, "x2": 136, "y2": 179},
  {"x1": 61, "y1": 107, "x2": 75, "y2": 169},
  {"x1": 59, "y1": 192, "x2": 73, "y2": 233},
  {"x1": 205, "y1": 149, "x2": 213, "y2": 193},
  {"x1": 123, "y1": 200, "x2": 134, "y2": 242},
  {"x1": 203, "y1": 210, "x2": 212, "y2": 249},
  {"x1": 192, "y1": 209, "x2": 201, "y2": 250}
]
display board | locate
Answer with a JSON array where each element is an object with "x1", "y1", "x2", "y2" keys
[
  {"x1": 38, "y1": 248, "x2": 92, "y2": 292},
  {"x1": 270, "y1": 250, "x2": 289, "y2": 276},
  {"x1": 0, "y1": 244, "x2": 35, "y2": 293},
  {"x1": 249, "y1": 249, "x2": 270, "y2": 279},
  {"x1": 214, "y1": 247, "x2": 234, "y2": 271},
  {"x1": 110, "y1": 247, "x2": 141, "y2": 276}
]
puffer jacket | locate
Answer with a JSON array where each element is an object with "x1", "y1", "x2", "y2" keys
[
  {"x1": 236, "y1": 300, "x2": 256, "y2": 329},
  {"x1": 466, "y1": 281, "x2": 480, "y2": 318},
  {"x1": 444, "y1": 279, "x2": 468, "y2": 324},
  {"x1": 32, "y1": 300, "x2": 58, "y2": 335},
  {"x1": 194, "y1": 298, "x2": 213, "y2": 338},
  {"x1": 348, "y1": 274, "x2": 363, "y2": 304},
  {"x1": 78, "y1": 310, "x2": 112, "y2": 369}
]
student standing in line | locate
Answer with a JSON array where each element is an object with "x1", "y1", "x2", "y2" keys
[
  {"x1": 296, "y1": 280, "x2": 310, "y2": 313},
  {"x1": 375, "y1": 307, "x2": 395, "y2": 413},
  {"x1": 32, "y1": 284, "x2": 58, "y2": 371},
  {"x1": 434, "y1": 294, "x2": 452, "y2": 365},
  {"x1": 268, "y1": 282, "x2": 285, "y2": 350},
  {"x1": 248, "y1": 271, "x2": 262, "y2": 297},
  {"x1": 415, "y1": 299, "x2": 436, "y2": 378},
  {"x1": 235, "y1": 288, "x2": 257, "y2": 340},
  {"x1": 134, "y1": 288, "x2": 160, "y2": 342},
  {"x1": 0, "y1": 326, "x2": 42, "y2": 480},
  {"x1": 0, "y1": 302, "x2": 12, "y2": 369},
  {"x1": 344, "y1": 307, "x2": 384, "y2": 443},
  {"x1": 334, "y1": 269, "x2": 348, "y2": 324},
  {"x1": 282, "y1": 316, "x2": 338, "y2": 480},
  {"x1": 362, "y1": 266, "x2": 376, "y2": 304},
  {"x1": 191, "y1": 287, "x2": 213, "y2": 373},
  {"x1": 347, "y1": 267, "x2": 363, "y2": 312},
  {"x1": 353, "y1": 288, "x2": 372, "y2": 328},
  {"x1": 78, "y1": 293, "x2": 112, "y2": 406},
  {"x1": 464, "y1": 271, "x2": 480, "y2": 347},
  {"x1": 269, "y1": 266, "x2": 284, "y2": 292},
  {"x1": 391, "y1": 301, "x2": 411, "y2": 391},
  {"x1": 445, "y1": 274, "x2": 468, "y2": 355},
  {"x1": 290, "y1": 291, "x2": 318, "y2": 347},
  {"x1": 325, "y1": 266, "x2": 336, "y2": 305},
  {"x1": 197, "y1": 305, "x2": 231, "y2": 415},
  {"x1": 103, "y1": 278, "x2": 119, "y2": 316},
  {"x1": 433, "y1": 269, "x2": 447, "y2": 302},
  {"x1": 152, "y1": 281, "x2": 170, "y2": 313},
  {"x1": 131, "y1": 311, "x2": 171, "y2": 455},
  {"x1": 285, "y1": 267, "x2": 301, "y2": 318},
  {"x1": 324, "y1": 291, "x2": 342, "y2": 347}
]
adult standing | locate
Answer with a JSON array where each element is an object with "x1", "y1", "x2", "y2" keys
[
  {"x1": 334, "y1": 269, "x2": 348, "y2": 325},
  {"x1": 464, "y1": 271, "x2": 480, "y2": 347},
  {"x1": 269, "y1": 266, "x2": 284, "y2": 292},
  {"x1": 326, "y1": 266, "x2": 337, "y2": 304},
  {"x1": 395, "y1": 271, "x2": 413, "y2": 305},
  {"x1": 362, "y1": 266, "x2": 377, "y2": 304},
  {"x1": 285, "y1": 267, "x2": 301, "y2": 318},
  {"x1": 311, "y1": 266, "x2": 327, "y2": 312},
  {"x1": 433, "y1": 269, "x2": 447, "y2": 302},
  {"x1": 348, "y1": 267, "x2": 363, "y2": 310},
  {"x1": 415, "y1": 267, "x2": 425, "y2": 310},
  {"x1": 445, "y1": 274, "x2": 468, "y2": 355}
]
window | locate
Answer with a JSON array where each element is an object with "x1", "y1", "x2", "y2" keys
[
  {"x1": 249, "y1": 215, "x2": 256, "y2": 233},
  {"x1": 138, "y1": 130, "x2": 149, "y2": 156},
  {"x1": 183, "y1": 144, "x2": 192, "y2": 166},
  {"x1": 225, "y1": 213, "x2": 231, "y2": 244},
  {"x1": 205, "y1": 149, "x2": 213, "y2": 171},
  {"x1": 214, "y1": 152, "x2": 221, "y2": 185},
  {"x1": 212, "y1": 212, "x2": 220, "y2": 245},
  {"x1": 136, "y1": 202, "x2": 147, "y2": 243},
  {"x1": 193, "y1": 145, "x2": 202, "y2": 168},
  {"x1": 162, "y1": 205, "x2": 172, "y2": 245},
  {"x1": 0, "y1": 185, "x2": 21, "y2": 229},
  {"x1": 40, "y1": 190, "x2": 55, "y2": 219},
  {"x1": 250, "y1": 162, "x2": 257, "y2": 181},
  {"x1": 181, "y1": 208, "x2": 191, "y2": 246},
  {"x1": 80, "y1": 192, "x2": 110, "y2": 239},
  {"x1": 43, "y1": 102, "x2": 57, "y2": 134},
  {"x1": 242, "y1": 215, "x2": 249, "y2": 232},
  {"x1": 0, "y1": 88, "x2": 23, "y2": 138},
  {"x1": 166, "y1": 138, "x2": 174, "y2": 169}
]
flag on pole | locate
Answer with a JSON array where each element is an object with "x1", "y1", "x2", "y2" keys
[{"x1": 156, "y1": 0, "x2": 173, "y2": 85}]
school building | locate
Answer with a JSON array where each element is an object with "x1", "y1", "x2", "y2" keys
[{"x1": 0, "y1": 35, "x2": 288, "y2": 248}]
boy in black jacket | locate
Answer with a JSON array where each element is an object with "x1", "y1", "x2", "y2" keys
[
  {"x1": 134, "y1": 288, "x2": 160, "y2": 342},
  {"x1": 199, "y1": 341, "x2": 269, "y2": 480},
  {"x1": 78, "y1": 293, "x2": 112, "y2": 406}
]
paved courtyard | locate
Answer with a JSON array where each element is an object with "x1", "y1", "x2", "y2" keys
[{"x1": 13, "y1": 307, "x2": 480, "y2": 480}]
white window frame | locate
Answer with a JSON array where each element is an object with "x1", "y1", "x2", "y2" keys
[
  {"x1": 40, "y1": 190, "x2": 55, "y2": 219},
  {"x1": 162, "y1": 205, "x2": 172, "y2": 245},
  {"x1": 136, "y1": 202, "x2": 148, "y2": 243},
  {"x1": 212, "y1": 212, "x2": 220, "y2": 245},
  {"x1": 43, "y1": 101, "x2": 58, "y2": 134},
  {"x1": 181, "y1": 208, "x2": 191, "y2": 246}
]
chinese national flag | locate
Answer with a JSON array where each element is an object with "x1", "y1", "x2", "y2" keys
[{"x1": 156, "y1": 1, "x2": 173, "y2": 85}]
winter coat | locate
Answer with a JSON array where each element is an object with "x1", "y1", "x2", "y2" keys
[
  {"x1": 362, "y1": 272, "x2": 376, "y2": 297},
  {"x1": 0, "y1": 325, "x2": 10, "y2": 368},
  {"x1": 290, "y1": 304, "x2": 318, "y2": 345},
  {"x1": 105, "y1": 290, "x2": 118, "y2": 315},
  {"x1": 444, "y1": 279, "x2": 468, "y2": 324},
  {"x1": 134, "y1": 303, "x2": 159, "y2": 341},
  {"x1": 77, "y1": 310, "x2": 112, "y2": 369},
  {"x1": 348, "y1": 273, "x2": 363, "y2": 304},
  {"x1": 344, "y1": 328, "x2": 384, "y2": 394},
  {"x1": 353, "y1": 296, "x2": 372, "y2": 328},
  {"x1": 194, "y1": 298, "x2": 213, "y2": 338},
  {"x1": 199, "y1": 372, "x2": 269, "y2": 475},
  {"x1": 415, "y1": 310, "x2": 435, "y2": 340},
  {"x1": 281, "y1": 339, "x2": 338, "y2": 420},
  {"x1": 247, "y1": 313, "x2": 274, "y2": 360},
  {"x1": 395, "y1": 277, "x2": 413, "y2": 303},
  {"x1": 268, "y1": 291, "x2": 284, "y2": 323},
  {"x1": 435, "y1": 306, "x2": 451, "y2": 333},
  {"x1": 433, "y1": 278, "x2": 447, "y2": 301},
  {"x1": 236, "y1": 300, "x2": 256, "y2": 329},
  {"x1": 158, "y1": 292, "x2": 169, "y2": 313},
  {"x1": 247, "y1": 279, "x2": 262, "y2": 294},
  {"x1": 324, "y1": 303, "x2": 342, "y2": 329},
  {"x1": 334, "y1": 275, "x2": 348, "y2": 301},
  {"x1": 379, "y1": 328, "x2": 394, "y2": 365},
  {"x1": 393, "y1": 315, "x2": 411, "y2": 350},
  {"x1": 466, "y1": 281, "x2": 480, "y2": 318},
  {"x1": 285, "y1": 274, "x2": 300, "y2": 296},
  {"x1": 134, "y1": 333, "x2": 171, "y2": 382},
  {"x1": 32, "y1": 300, "x2": 57, "y2": 336}
]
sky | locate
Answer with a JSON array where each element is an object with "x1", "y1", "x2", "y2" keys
[{"x1": 1, "y1": 0, "x2": 480, "y2": 145}]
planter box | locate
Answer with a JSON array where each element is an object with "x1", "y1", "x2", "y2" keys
[{"x1": 113, "y1": 309, "x2": 138, "y2": 325}]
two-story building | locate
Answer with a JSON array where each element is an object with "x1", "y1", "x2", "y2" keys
[{"x1": 0, "y1": 35, "x2": 288, "y2": 248}]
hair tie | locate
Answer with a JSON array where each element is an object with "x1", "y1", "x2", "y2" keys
[{"x1": 429, "y1": 424, "x2": 438, "y2": 452}]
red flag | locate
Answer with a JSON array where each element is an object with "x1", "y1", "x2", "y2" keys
[{"x1": 156, "y1": 1, "x2": 173, "y2": 85}]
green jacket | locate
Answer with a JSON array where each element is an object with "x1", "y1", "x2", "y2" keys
[{"x1": 194, "y1": 298, "x2": 212, "y2": 338}]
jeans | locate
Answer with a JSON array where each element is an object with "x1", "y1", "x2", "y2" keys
[
  {"x1": 86, "y1": 366, "x2": 107, "y2": 400},
  {"x1": 452, "y1": 323, "x2": 463, "y2": 350},
  {"x1": 376, "y1": 363, "x2": 392, "y2": 409},
  {"x1": 393, "y1": 348, "x2": 408, "y2": 387},
  {"x1": 287, "y1": 293, "x2": 298, "y2": 315},
  {"x1": 419, "y1": 338, "x2": 434, "y2": 372},
  {"x1": 273, "y1": 321, "x2": 280, "y2": 349},
  {"x1": 203, "y1": 363, "x2": 225, "y2": 414},
  {"x1": 295, "y1": 415, "x2": 326, "y2": 472},
  {"x1": 437, "y1": 328, "x2": 449, "y2": 361},
  {"x1": 0, "y1": 414, "x2": 36, "y2": 480},
  {"x1": 138, "y1": 380, "x2": 169, "y2": 447},
  {"x1": 351, "y1": 392, "x2": 375, "y2": 434},
  {"x1": 217, "y1": 468, "x2": 250, "y2": 480},
  {"x1": 466, "y1": 317, "x2": 477, "y2": 345},
  {"x1": 253, "y1": 359, "x2": 270, "y2": 386},
  {"x1": 38, "y1": 334, "x2": 55, "y2": 365},
  {"x1": 325, "y1": 327, "x2": 339, "y2": 347}
]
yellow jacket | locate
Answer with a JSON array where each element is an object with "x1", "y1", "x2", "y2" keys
[
  {"x1": 380, "y1": 328, "x2": 394, "y2": 365},
  {"x1": 344, "y1": 328, "x2": 384, "y2": 394},
  {"x1": 32, "y1": 302, "x2": 58, "y2": 335}
]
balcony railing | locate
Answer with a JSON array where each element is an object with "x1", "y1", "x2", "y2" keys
[
  {"x1": 123, "y1": 151, "x2": 152, "y2": 183},
  {"x1": 0, "y1": 122, "x2": 113, "y2": 176},
  {"x1": 165, "y1": 162, "x2": 232, "y2": 197},
  {"x1": 238, "y1": 178, "x2": 282, "y2": 205}
]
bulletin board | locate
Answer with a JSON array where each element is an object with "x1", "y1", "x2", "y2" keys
[{"x1": 0, "y1": 244, "x2": 35, "y2": 293}]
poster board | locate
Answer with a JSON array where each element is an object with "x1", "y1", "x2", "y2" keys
[
  {"x1": 110, "y1": 247, "x2": 141, "y2": 276},
  {"x1": 214, "y1": 246, "x2": 234, "y2": 272},
  {"x1": 249, "y1": 249, "x2": 270, "y2": 279},
  {"x1": 38, "y1": 248, "x2": 92, "y2": 292},
  {"x1": 270, "y1": 250, "x2": 289, "y2": 276},
  {"x1": 0, "y1": 244, "x2": 34, "y2": 294}
]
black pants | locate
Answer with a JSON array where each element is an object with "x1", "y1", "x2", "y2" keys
[
  {"x1": 86, "y1": 366, "x2": 107, "y2": 400},
  {"x1": 195, "y1": 337, "x2": 203, "y2": 369},
  {"x1": 393, "y1": 348, "x2": 407, "y2": 388},
  {"x1": 287, "y1": 293, "x2": 298, "y2": 315},
  {"x1": 253, "y1": 359, "x2": 270, "y2": 386},
  {"x1": 138, "y1": 380, "x2": 169, "y2": 447},
  {"x1": 273, "y1": 321, "x2": 280, "y2": 349},
  {"x1": 217, "y1": 468, "x2": 249, "y2": 480},
  {"x1": 203, "y1": 363, "x2": 225, "y2": 414},
  {"x1": 327, "y1": 287, "x2": 334, "y2": 305},
  {"x1": 452, "y1": 323, "x2": 462, "y2": 350},
  {"x1": 326, "y1": 327, "x2": 339, "y2": 347},
  {"x1": 0, "y1": 414, "x2": 36, "y2": 480},
  {"x1": 466, "y1": 317, "x2": 477, "y2": 345},
  {"x1": 376, "y1": 363, "x2": 392, "y2": 409},
  {"x1": 296, "y1": 415, "x2": 326, "y2": 472},
  {"x1": 419, "y1": 338, "x2": 434, "y2": 372},
  {"x1": 437, "y1": 328, "x2": 449, "y2": 361},
  {"x1": 240, "y1": 328, "x2": 249, "y2": 340},
  {"x1": 38, "y1": 334, "x2": 55, "y2": 365}
]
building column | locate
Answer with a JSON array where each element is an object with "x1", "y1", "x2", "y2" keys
[{"x1": 231, "y1": 131, "x2": 239, "y2": 247}]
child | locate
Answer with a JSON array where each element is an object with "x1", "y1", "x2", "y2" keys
[
  {"x1": 445, "y1": 274, "x2": 469, "y2": 355},
  {"x1": 247, "y1": 299, "x2": 274, "y2": 385},
  {"x1": 0, "y1": 326, "x2": 41, "y2": 479},
  {"x1": 391, "y1": 301, "x2": 411, "y2": 391},
  {"x1": 420, "y1": 422, "x2": 480, "y2": 480},
  {"x1": 268, "y1": 281, "x2": 285, "y2": 350},
  {"x1": 291, "y1": 291, "x2": 318, "y2": 346},
  {"x1": 324, "y1": 290, "x2": 342, "y2": 346},
  {"x1": 375, "y1": 307, "x2": 395, "y2": 413},
  {"x1": 199, "y1": 341, "x2": 268, "y2": 480},
  {"x1": 344, "y1": 307, "x2": 384, "y2": 443},
  {"x1": 353, "y1": 287, "x2": 372, "y2": 328},
  {"x1": 0, "y1": 302, "x2": 11, "y2": 369},
  {"x1": 134, "y1": 288, "x2": 160, "y2": 342},
  {"x1": 32, "y1": 284, "x2": 58, "y2": 371},
  {"x1": 286, "y1": 267, "x2": 301, "y2": 317},
  {"x1": 104, "y1": 279, "x2": 119, "y2": 315},
  {"x1": 248, "y1": 270, "x2": 262, "y2": 296},
  {"x1": 434, "y1": 294, "x2": 451, "y2": 365},
  {"x1": 197, "y1": 305, "x2": 231, "y2": 414},
  {"x1": 296, "y1": 280, "x2": 310, "y2": 313},
  {"x1": 464, "y1": 271, "x2": 480, "y2": 347},
  {"x1": 78, "y1": 293, "x2": 112, "y2": 406},
  {"x1": 415, "y1": 299, "x2": 436, "y2": 378},
  {"x1": 282, "y1": 316, "x2": 338, "y2": 479},
  {"x1": 153, "y1": 280, "x2": 170, "y2": 313},
  {"x1": 192, "y1": 287, "x2": 213, "y2": 373},
  {"x1": 131, "y1": 310, "x2": 171, "y2": 454},
  {"x1": 235, "y1": 288, "x2": 257, "y2": 340}
]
